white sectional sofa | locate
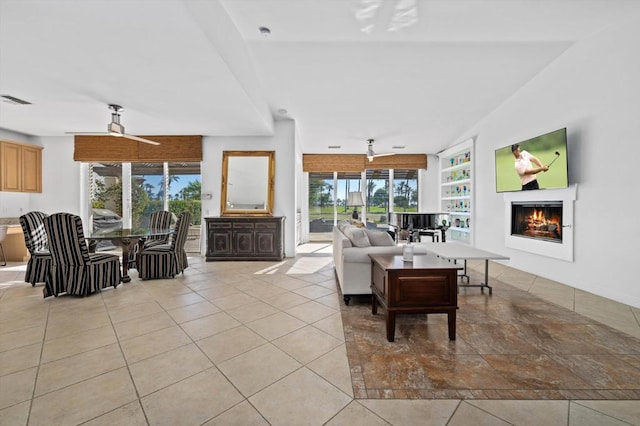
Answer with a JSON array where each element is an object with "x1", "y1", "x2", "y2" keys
[{"x1": 332, "y1": 222, "x2": 428, "y2": 305}]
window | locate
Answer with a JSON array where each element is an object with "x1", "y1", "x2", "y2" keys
[
  {"x1": 365, "y1": 169, "x2": 390, "y2": 229},
  {"x1": 131, "y1": 163, "x2": 164, "y2": 228},
  {"x1": 88, "y1": 161, "x2": 201, "y2": 251},
  {"x1": 392, "y1": 169, "x2": 418, "y2": 212},
  {"x1": 308, "y1": 172, "x2": 334, "y2": 233},
  {"x1": 306, "y1": 167, "x2": 420, "y2": 238},
  {"x1": 336, "y1": 172, "x2": 363, "y2": 222},
  {"x1": 90, "y1": 162, "x2": 123, "y2": 217}
]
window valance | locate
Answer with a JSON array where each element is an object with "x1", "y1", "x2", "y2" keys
[
  {"x1": 303, "y1": 153, "x2": 427, "y2": 172},
  {"x1": 73, "y1": 135, "x2": 202, "y2": 162}
]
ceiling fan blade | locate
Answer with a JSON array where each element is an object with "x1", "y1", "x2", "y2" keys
[
  {"x1": 65, "y1": 131, "x2": 160, "y2": 146},
  {"x1": 374, "y1": 152, "x2": 396, "y2": 158},
  {"x1": 64, "y1": 104, "x2": 160, "y2": 145},
  {"x1": 122, "y1": 134, "x2": 161, "y2": 146},
  {"x1": 65, "y1": 131, "x2": 110, "y2": 136}
]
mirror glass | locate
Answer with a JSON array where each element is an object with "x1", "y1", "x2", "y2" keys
[{"x1": 221, "y1": 151, "x2": 275, "y2": 216}]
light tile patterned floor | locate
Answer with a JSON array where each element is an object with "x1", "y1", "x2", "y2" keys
[{"x1": 0, "y1": 242, "x2": 638, "y2": 425}]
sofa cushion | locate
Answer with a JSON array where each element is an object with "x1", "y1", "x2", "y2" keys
[
  {"x1": 344, "y1": 226, "x2": 371, "y2": 247},
  {"x1": 364, "y1": 229, "x2": 395, "y2": 246},
  {"x1": 337, "y1": 220, "x2": 351, "y2": 233}
]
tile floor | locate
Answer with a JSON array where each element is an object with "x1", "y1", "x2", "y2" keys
[{"x1": 0, "y1": 242, "x2": 639, "y2": 425}]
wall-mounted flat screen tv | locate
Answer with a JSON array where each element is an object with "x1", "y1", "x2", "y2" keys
[{"x1": 495, "y1": 128, "x2": 568, "y2": 193}]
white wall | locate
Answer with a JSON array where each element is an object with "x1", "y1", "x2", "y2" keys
[
  {"x1": 453, "y1": 15, "x2": 640, "y2": 307},
  {"x1": 201, "y1": 120, "x2": 297, "y2": 257},
  {"x1": 31, "y1": 137, "x2": 82, "y2": 215},
  {"x1": 419, "y1": 154, "x2": 440, "y2": 212}
]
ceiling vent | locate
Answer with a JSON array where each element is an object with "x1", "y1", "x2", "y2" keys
[{"x1": 1, "y1": 95, "x2": 32, "y2": 105}]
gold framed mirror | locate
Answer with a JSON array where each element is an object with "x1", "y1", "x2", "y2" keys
[{"x1": 220, "y1": 151, "x2": 275, "y2": 216}]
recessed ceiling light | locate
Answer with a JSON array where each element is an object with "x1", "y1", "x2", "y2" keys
[
  {"x1": 328, "y1": 145, "x2": 341, "y2": 149},
  {"x1": 392, "y1": 145, "x2": 406, "y2": 149},
  {"x1": 258, "y1": 26, "x2": 271, "y2": 36},
  {"x1": 277, "y1": 108, "x2": 288, "y2": 115}
]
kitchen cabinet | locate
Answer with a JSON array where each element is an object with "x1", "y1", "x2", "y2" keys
[{"x1": 1, "y1": 141, "x2": 43, "y2": 193}]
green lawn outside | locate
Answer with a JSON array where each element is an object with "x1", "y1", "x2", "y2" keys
[{"x1": 309, "y1": 206, "x2": 417, "y2": 223}]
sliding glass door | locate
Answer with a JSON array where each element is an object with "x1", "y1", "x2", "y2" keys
[{"x1": 88, "y1": 161, "x2": 202, "y2": 252}]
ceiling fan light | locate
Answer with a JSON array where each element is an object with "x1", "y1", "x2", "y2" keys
[{"x1": 107, "y1": 121, "x2": 125, "y2": 135}]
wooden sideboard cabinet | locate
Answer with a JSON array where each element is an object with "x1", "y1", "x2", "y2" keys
[
  {"x1": 1, "y1": 140, "x2": 43, "y2": 193},
  {"x1": 205, "y1": 216, "x2": 285, "y2": 261}
]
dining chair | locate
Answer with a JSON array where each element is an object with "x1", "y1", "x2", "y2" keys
[
  {"x1": 145, "y1": 210, "x2": 173, "y2": 247},
  {"x1": 0, "y1": 225, "x2": 8, "y2": 266},
  {"x1": 128, "y1": 210, "x2": 173, "y2": 269},
  {"x1": 19, "y1": 211, "x2": 52, "y2": 285},
  {"x1": 138, "y1": 211, "x2": 191, "y2": 280},
  {"x1": 43, "y1": 213, "x2": 121, "y2": 297}
]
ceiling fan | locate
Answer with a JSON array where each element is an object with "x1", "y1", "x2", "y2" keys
[
  {"x1": 366, "y1": 138, "x2": 395, "y2": 162},
  {"x1": 66, "y1": 104, "x2": 160, "y2": 145}
]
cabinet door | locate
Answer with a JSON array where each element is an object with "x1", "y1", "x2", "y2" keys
[
  {"x1": 21, "y1": 146, "x2": 42, "y2": 193},
  {"x1": 1, "y1": 142, "x2": 21, "y2": 192},
  {"x1": 207, "y1": 221, "x2": 233, "y2": 257},
  {"x1": 255, "y1": 231, "x2": 276, "y2": 256},
  {"x1": 233, "y1": 231, "x2": 254, "y2": 255}
]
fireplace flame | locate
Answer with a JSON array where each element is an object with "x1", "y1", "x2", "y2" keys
[{"x1": 526, "y1": 208, "x2": 561, "y2": 236}]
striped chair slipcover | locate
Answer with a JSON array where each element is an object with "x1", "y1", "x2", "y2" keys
[
  {"x1": 19, "y1": 211, "x2": 52, "y2": 286},
  {"x1": 43, "y1": 213, "x2": 121, "y2": 298},
  {"x1": 144, "y1": 210, "x2": 173, "y2": 248},
  {"x1": 128, "y1": 210, "x2": 173, "y2": 269},
  {"x1": 138, "y1": 212, "x2": 191, "y2": 280}
]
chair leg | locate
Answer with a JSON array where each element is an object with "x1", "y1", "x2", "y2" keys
[{"x1": 0, "y1": 243, "x2": 6, "y2": 266}]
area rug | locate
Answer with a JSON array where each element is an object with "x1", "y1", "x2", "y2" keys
[{"x1": 339, "y1": 273, "x2": 640, "y2": 400}]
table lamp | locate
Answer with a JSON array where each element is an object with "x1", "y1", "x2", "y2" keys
[{"x1": 346, "y1": 191, "x2": 365, "y2": 220}]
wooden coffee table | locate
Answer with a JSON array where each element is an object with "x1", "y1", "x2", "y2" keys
[{"x1": 369, "y1": 254, "x2": 462, "y2": 342}]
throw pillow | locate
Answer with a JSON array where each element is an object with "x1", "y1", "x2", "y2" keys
[
  {"x1": 344, "y1": 227, "x2": 371, "y2": 248},
  {"x1": 337, "y1": 221, "x2": 351, "y2": 233},
  {"x1": 364, "y1": 229, "x2": 395, "y2": 246}
]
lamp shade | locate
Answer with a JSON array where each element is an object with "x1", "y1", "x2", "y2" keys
[{"x1": 346, "y1": 191, "x2": 365, "y2": 207}]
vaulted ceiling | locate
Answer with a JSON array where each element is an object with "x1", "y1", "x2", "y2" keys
[{"x1": 1, "y1": 0, "x2": 638, "y2": 156}]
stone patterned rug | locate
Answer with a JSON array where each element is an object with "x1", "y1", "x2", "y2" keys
[{"x1": 339, "y1": 274, "x2": 640, "y2": 400}]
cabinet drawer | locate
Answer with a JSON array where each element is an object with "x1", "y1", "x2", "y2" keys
[
  {"x1": 208, "y1": 222, "x2": 232, "y2": 230},
  {"x1": 255, "y1": 222, "x2": 277, "y2": 230},
  {"x1": 233, "y1": 222, "x2": 255, "y2": 230}
]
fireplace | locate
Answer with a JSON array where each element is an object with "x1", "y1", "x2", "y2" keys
[
  {"x1": 511, "y1": 201, "x2": 562, "y2": 243},
  {"x1": 503, "y1": 185, "x2": 576, "y2": 262}
]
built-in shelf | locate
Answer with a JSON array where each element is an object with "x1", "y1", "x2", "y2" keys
[
  {"x1": 439, "y1": 138, "x2": 474, "y2": 245},
  {"x1": 441, "y1": 178, "x2": 471, "y2": 187}
]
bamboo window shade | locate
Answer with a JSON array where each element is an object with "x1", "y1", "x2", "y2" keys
[
  {"x1": 73, "y1": 135, "x2": 202, "y2": 162},
  {"x1": 303, "y1": 153, "x2": 427, "y2": 172}
]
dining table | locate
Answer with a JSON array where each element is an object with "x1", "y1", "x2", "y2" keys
[{"x1": 87, "y1": 227, "x2": 172, "y2": 283}]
